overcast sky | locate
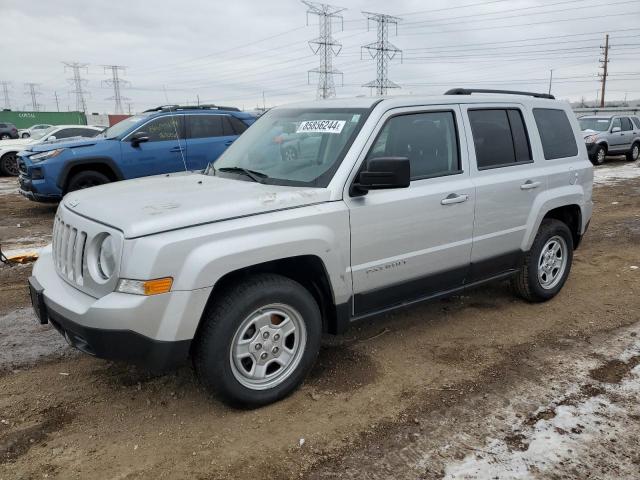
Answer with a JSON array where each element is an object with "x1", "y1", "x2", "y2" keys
[{"x1": 2, "y1": 0, "x2": 639, "y2": 113}]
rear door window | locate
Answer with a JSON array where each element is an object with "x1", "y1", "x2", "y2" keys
[
  {"x1": 187, "y1": 115, "x2": 224, "y2": 139},
  {"x1": 468, "y1": 108, "x2": 532, "y2": 169},
  {"x1": 620, "y1": 117, "x2": 633, "y2": 131},
  {"x1": 532, "y1": 108, "x2": 578, "y2": 160}
]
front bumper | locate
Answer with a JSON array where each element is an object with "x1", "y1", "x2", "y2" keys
[
  {"x1": 30, "y1": 246, "x2": 212, "y2": 370},
  {"x1": 18, "y1": 175, "x2": 61, "y2": 203},
  {"x1": 586, "y1": 142, "x2": 600, "y2": 157}
]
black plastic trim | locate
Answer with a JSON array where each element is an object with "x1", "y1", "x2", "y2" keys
[
  {"x1": 445, "y1": 88, "x2": 555, "y2": 100},
  {"x1": 56, "y1": 157, "x2": 125, "y2": 190}
]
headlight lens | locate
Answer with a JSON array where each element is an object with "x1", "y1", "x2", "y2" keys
[
  {"x1": 584, "y1": 135, "x2": 598, "y2": 144},
  {"x1": 30, "y1": 148, "x2": 65, "y2": 162},
  {"x1": 97, "y1": 235, "x2": 116, "y2": 280}
]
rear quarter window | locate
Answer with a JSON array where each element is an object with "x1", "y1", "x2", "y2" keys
[
  {"x1": 632, "y1": 117, "x2": 640, "y2": 129},
  {"x1": 533, "y1": 108, "x2": 578, "y2": 160}
]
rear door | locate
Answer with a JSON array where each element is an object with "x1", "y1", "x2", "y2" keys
[
  {"x1": 346, "y1": 105, "x2": 475, "y2": 316},
  {"x1": 185, "y1": 114, "x2": 237, "y2": 170},
  {"x1": 463, "y1": 104, "x2": 546, "y2": 281},
  {"x1": 119, "y1": 114, "x2": 187, "y2": 178}
]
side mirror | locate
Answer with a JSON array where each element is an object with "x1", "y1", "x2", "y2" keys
[
  {"x1": 46, "y1": 135, "x2": 56, "y2": 141},
  {"x1": 352, "y1": 156, "x2": 410, "y2": 195},
  {"x1": 130, "y1": 131, "x2": 150, "y2": 146},
  {"x1": 612, "y1": 126, "x2": 622, "y2": 133}
]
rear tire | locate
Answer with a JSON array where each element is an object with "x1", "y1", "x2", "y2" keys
[
  {"x1": 193, "y1": 274, "x2": 322, "y2": 408},
  {"x1": 0, "y1": 134, "x2": 10, "y2": 140},
  {"x1": 0, "y1": 152, "x2": 18, "y2": 176},
  {"x1": 591, "y1": 145, "x2": 606, "y2": 165},
  {"x1": 511, "y1": 219, "x2": 573, "y2": 302},
  {"x1": 66, "y1": 170, "x2": 110, "y2": 192},
  {"x1": 627, "y1": 142, "x2": 639, "y2": 162}
]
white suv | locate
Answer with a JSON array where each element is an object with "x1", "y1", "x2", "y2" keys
[{"x1": 28, "y1": 89, "x2": 593, "y2": 407}]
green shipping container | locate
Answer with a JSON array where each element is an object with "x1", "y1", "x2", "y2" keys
[{"x1": 0, "y1": 111, "x2": 87, "y2": 129}]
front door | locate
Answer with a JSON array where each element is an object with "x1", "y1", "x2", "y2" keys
[
  {"x1": 120, "y1": 114, "x2": 187, "y2": 178},
  {"x1": 345, "y1": 106, "x2": 475, "y2": 317}
]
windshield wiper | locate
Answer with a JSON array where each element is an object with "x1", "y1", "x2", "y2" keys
[{"x1": 217, "y1": 167, "x2": 269, "y2": 183}]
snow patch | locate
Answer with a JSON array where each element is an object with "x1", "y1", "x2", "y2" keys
[
  {"x1": 0, "y1": 177, "x2": 18, "y2": 196},
  {"x1": 593, "y1": 162, "x2": 640, "y2": 185}
]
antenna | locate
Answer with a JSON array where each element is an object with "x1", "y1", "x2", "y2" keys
[
  {"x1": 302, "y1": 1, "x2": 346, "y2": 99},
  {"x1": 361, "y1": 11, "x2": 402, "y2": 96},
  {"x1": 63, "y1": 62, "x2": 90, "y2": 113},
  {"x1": 102, "y1": 65, "x2": 130, "y2": 114}
]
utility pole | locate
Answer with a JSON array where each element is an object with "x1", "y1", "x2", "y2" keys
[
  {"x1": 126, "y1": 102, "x2": 134, "y2": 114},
  {"x1": 54, "y1": 91, "x2": 60, "y2": 112},
  {"x1": 24, "y1": 83, "x2": 42, "y2": 111},
  {"x1": 0, "y1": 81, "x2": 11, "y2": 109},
  {"x1": 302, "y1": 1, "x2": 345, "y2": 100},
  {"x1": 102, "y1": 65, "x2": 130, "y2": 114},
  {"x1": 361, "y1": 11, "x2": 402, "y2": 96},
  {"x1": 599, "y1": 34, "x2": 609, "y2": 108},
  {"x1": 63, "y1": 62, "x2": 90, "y2": 113},
  {"x1": 548, "y1": 69, "x2": 553, "y2": 95}
]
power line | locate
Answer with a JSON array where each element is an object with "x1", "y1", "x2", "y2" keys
[
  {"x1": 0, "y1": 81, "x2": 11, "y2": 109},
  {"x1": 24, "y1": 82, "x2": 42, "y2": 111},
  {"x1": 361, "y1": 11, "x2": 402, "y2": 96},
  {"x1": 63, "y1": 62, "x2": 89, "y2": 113},
  {"x1": 302, "y1": 1, "x2": 346, "y2": 99},
  {"x1": 102, "y1": 65, "x2": 130, "y2": 114},
  {"x1": 600, "y1": 34, "x2": 610, "y2": 108}
]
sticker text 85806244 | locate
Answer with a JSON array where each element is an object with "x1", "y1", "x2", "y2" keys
[{"x1": 296, "y1": 120, "x2": 346, "y2": 134}]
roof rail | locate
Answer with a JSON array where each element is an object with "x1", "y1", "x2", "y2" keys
[
  {"x1": 444, "y1": 88, "x2": 555, "y2": 100},
  {"x1": 143, "y1": 104, "x2": 240, "y2": 113}
]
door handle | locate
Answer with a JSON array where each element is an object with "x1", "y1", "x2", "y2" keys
[
  {"x1": 441, "y1": 193, "x2": 469, "y2": 205},
  {"x1": 224, "y1": 140, "x2": 235, "y2": 146},
  {"x1": 520, "y1": 180, "x2": 541, "y2": 190}
]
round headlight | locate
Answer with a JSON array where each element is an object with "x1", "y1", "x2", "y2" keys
[{"x1": 97, "y1": 235, "x2": 116, "y2": 280}]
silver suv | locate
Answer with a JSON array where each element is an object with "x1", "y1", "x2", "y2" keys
[
  {"x1": 579, "y1": 114, "x2": 640, "y2": 165},
  {"x1": 28, "y1": 89, "x2": 593, "y2": 407}
]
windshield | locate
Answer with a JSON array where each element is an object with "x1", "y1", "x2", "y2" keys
[
  {"x1": 579, "y1": 117, "x2": 611, "y2": 132},
  {"x1": 31, "y1": 126, "x2": 56, "y2": 140},
  {"x1": 101, "y1": 113, "x2": 151, "y2": 139},
  {"x1": 210, "y1": 108, "x2": 368, "y2": 187}
]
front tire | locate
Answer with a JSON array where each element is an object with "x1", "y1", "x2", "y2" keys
[
  {"x1": 0, "y1": 152, "x2": 18, "y2": 176},
  {"x1": 627, "y1": 142, "x2": 639, "y2": 162},
  {"x1": 591, "y1": 145, "x2": 606, "y2": 165},
  {"x1": 511, "y1": 219, "x2": 573, "y2": 302},
  {"x1": 21, "y1": 133, "x2": 30, "y2": 139},
  {"x1": 193, "y1": 274, "x2": 322, "y2": 407},
  {"x1": 66, "y1": 170, "x2": 110, "y2": 192}
]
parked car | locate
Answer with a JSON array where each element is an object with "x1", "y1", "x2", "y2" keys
[
  {"x1": 0, "y1": 122, "x2": 19, "y2": 140},
  {"x1": 28, "y1": 89, "x2": 592, "y2": 407},
  {"x1": 579, "y1": 115, "x2": 640, "y2": 165},
  {"x1": 18, "y1": 124, "x2": 52, "y2": 138},
  {"x1": 18, "y1": 105, "x2": 255, "y2": 202},
  {"x1": 0, "y1": 125, "x2": 103, "y2": 176}
]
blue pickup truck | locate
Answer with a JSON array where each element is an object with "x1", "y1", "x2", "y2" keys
[{"x1": 18, "y1": 105, "x2": 255, "y2": 202}]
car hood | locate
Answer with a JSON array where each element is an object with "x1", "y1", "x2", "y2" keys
[
  {"x1": 0, "y1": 138, "x2": 34, "y2": 149},
  {"x1": 29, "y1": 136, "x2": 104, "y2": 152},
  {"x1": 62, "y1": 173, "x2": 331, "y2": 238}
]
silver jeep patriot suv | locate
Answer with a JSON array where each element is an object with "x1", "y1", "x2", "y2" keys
[{"x1": 29, "y1": 88, "x2": 593, "y2": 407}]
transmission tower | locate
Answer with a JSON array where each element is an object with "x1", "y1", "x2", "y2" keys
[
  {"x1": 63, "y1": 62, "x2": 90, "y2": 112},
  {"x1": 302, "y1": 1, "x2": 345, "y2": 99},
  {"x1": 361, "y1": 11, "x2": 402, "y2": 96},
  {"x1": 102, "y1": 65, "x2": 130, "y2": 114},
  {"x1": 0, "y1": 81, "x2": 11, "y2": 109},
  {"x1": 24, "y1": 83, "x2": 43, "y2": 111},
  {"x1": 598, "y1": 33, "x2": 609, "y2": 108}
]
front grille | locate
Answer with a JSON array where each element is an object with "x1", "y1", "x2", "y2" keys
[{"x1": 52, "y1": 215, "x2": 87, "y2": 286}]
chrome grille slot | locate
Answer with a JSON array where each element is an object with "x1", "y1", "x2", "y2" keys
[{"x1": 51, "y1": 214, "x2": 88, "y2": 287}]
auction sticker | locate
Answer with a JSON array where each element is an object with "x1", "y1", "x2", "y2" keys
[{"x1": 296, "y1": 120, "x2": 346, "y2": 134}]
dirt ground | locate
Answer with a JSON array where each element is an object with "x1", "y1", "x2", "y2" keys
[{"x1": 1, "y1": 161, "x2": 639, "y2": 479}]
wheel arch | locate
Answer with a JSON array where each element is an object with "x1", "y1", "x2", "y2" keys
[
  {"x1": 194, "y1": 255, "x2": 342, "y2": 341},
  {"x1": 57, "y1": 157, "x2": 124, "y2": 192}
]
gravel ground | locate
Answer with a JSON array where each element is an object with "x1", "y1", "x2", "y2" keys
[{"x1": 0, "y1": 160, "x2": 639, "y2": 479}]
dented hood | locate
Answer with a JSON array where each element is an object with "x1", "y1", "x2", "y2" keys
[{"x1": 62, "y1": 172, "x2": 331, "y2": 238}]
